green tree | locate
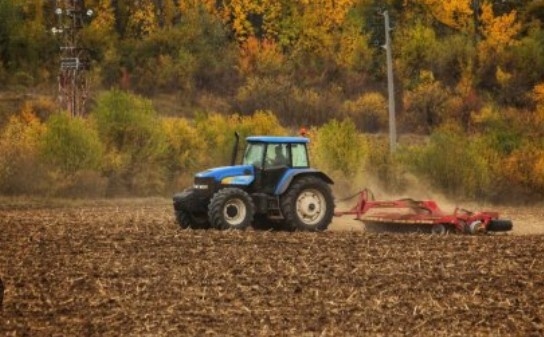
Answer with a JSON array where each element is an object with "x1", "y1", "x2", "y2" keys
[
  {"x1": 312, "y1": 119, "x2": 365, "y2": 178},
  {"x1": 92, "y1": 90, "x2": 168, "y2": 195},
  {"x1": 41, "y1": 113, "x2": 103, "y2": 174}
]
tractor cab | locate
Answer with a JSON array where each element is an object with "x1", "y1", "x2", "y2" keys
[{"x1": 242, "y1": 136, "x2": 310, "y2": 194}]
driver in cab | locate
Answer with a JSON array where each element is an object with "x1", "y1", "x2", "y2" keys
[{"x1": 272, "y1": 145, "x2": 288, "y2": 166}]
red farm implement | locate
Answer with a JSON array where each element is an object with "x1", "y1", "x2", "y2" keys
[{"x1": 334, "y1": 189, "x2": 513, "y2": 234}]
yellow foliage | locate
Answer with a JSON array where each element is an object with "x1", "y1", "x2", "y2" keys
[
  {"x1": 162, "y1": 117, "x2": 207, "y2": 186},
  {"x1": 496, "y1": 66, "x2": 512, "y2": 87},
  {"x1": 411, "y1": 0, "x2": 473, "y2": 32},
  {"x1": 204, "y1": 0, "x2": 356, "y2": 43},
  {"x1": 127, "y1": 0, "x2": 158, "y2": 37},
  {"x1": 90, "y1": 0, "x2": 116, "y2": 33},
  {"x1": 500, "y1": 142, "x2": 544, "y2": 194},
  {"x1": 178, "y1": 0, "x2": 217, "y2": 14},
  {"x1": 161, "y1": 0, "x2": 177, "y2": 27},
  {"x1": 342, "y1": 92, "x2": 388, "y2": 132},
  {"x1": 239, "y1": 36, "x2": 284, "y2": 75},
  {"x1": 239, "y1": 110, "x2": 287, "y2": 136},
  {"x1": 312, "y1": 119, "x2": 365, "y2": 178},
  {"x1": 534, "y1": 82, "x2": 544, "y2": 105},
  {"x1": 478, "y1": 2, "x2": 521, "y2": 57},
  {"x1": 533, "y1": 151, "x2": 544, "y2": 192},
  {"x1": 305, "y1": 0, "x2": 356, "y2": 28},
  {"x1": 0, "y1": 107, "x2": 46, "y2": 193},
  {"x1": 471, "y1": 105, "x2": 497, "y2": 126}
]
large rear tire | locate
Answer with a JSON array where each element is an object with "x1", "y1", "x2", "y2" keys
[
  {"x1": 208, "y1": 188, "x2": 255, "y2": 230},
  {"x1": 280, "y1": 176, "x2": 334, "y2": 232}
]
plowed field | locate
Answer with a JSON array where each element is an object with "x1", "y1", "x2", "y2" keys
[{"x1": 1, "y1": 199, "x2": 543, "y2": 336}]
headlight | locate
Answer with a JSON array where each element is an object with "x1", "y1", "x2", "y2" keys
[{"x1": 194, "y1": 184, "x2": 209, "y2": 190}]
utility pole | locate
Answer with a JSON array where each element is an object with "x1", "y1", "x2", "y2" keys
[
  {"x1": 51, "y1": 0, "x2": 94, "y2": 117},
  {"x1": 382, "y1": 10, "x2": 397, "y2": 153}
]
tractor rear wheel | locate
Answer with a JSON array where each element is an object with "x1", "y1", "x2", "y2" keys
[
  {"x1": 208, "y1": 188, "x2": 255, "y2": 230},
  {"x1": 280, "y1": 176, "x2": 334, "y2": 231}
]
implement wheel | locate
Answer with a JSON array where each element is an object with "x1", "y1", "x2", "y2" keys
[
  {"x1": 280, "y1": 176, "x2": 334, "y2": 232},
  {"x1": 208, "y1": 188, "x2": 255, "y2": 230},
  {"x1": 487, "y1": 219, "x2": 513, "y2": 232},
  {"x1": 431, "y1": 224, "x2": 448, "y2": 235}
]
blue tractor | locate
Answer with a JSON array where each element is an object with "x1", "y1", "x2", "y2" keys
[{"x1": 173, "y1": 133, "x2": 335, "y2": 231}]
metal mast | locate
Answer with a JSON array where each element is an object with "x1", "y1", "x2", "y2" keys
[{"x1": 52, "y1": 0, "x2": 93, "y2": 117}]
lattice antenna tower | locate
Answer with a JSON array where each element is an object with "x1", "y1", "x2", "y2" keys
[{"x1": 51, "y1": 0, "x2": 94, "y2": 117}]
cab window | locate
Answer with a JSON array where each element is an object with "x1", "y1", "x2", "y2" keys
[
  {"x1": 243, "y1": 143, "x2": 265, "y2": 168},
  {"x1": 291, "y1": 143, "x2": 309, "y2": 168},
  {"x1": 265, "y1": 144, "x2": 289, "y2": 168}
]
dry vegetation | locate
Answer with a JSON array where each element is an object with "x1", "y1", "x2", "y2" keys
[{"x1": 0, "y1": 199, "x2": 543, "y2": 336}]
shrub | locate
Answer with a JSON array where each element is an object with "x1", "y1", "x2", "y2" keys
[
  {"x1": 195, "y1": 113, "x2": 237, "y2": 167},
  {"x1": 91, "y1": 90, "x2": 168, "y2": 195},
  {"x1": 41, "y1": 113, "x2": 103, "y2": 175},
  {"x1": 235, "y1": 76, "x2": 292, "y2": 119},
  {"x1": 365, "y1": 137, "x2": 407, "y2": 193},
  {"x1": 501, "y1": 142, "x2": 544, "y2": 198},
  {"x1": 311, "y1": 119, "x2": 365, "y2": 179},
  {"x1": 404, "y1": 124, "x2": 496, "y2": 198},
  {"x1": 0, "y1": 108, "x2": 46, "y2": 195},
  {"x1": 341, "y1": 92, "x2": 387, "y2": 133},
  {"x1": 163, "y1": 117, "x2": 207, "y2": 190},
  {"x1": 235, "y1": 76, "x2": 345, "y2": 126},
  {"x1": 402, "y1": 71, "x2": 449, "y2": 134}
]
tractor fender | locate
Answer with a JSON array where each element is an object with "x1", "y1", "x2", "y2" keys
[{"x1": 274, "y1": 169, "x2": 334, "y2": 195}]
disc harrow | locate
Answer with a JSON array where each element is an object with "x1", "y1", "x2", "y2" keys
[{"x1": 334, "y1": 189, "x2": 513, "y2": 234}]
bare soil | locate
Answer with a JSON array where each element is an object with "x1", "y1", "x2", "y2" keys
[{"x1": 0, "y1": 198, "x2": 543, "y2": 336}]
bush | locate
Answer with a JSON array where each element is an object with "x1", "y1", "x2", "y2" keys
[
  {"x1": 501, "y1": 142, "x2": 544, "y2": 198},
  {"x1": 235, "y1": 76, "x2": 292, "y2": 119},
  {"x1": 163, "y1": 117, "x2": 207, "y2": 190},
  {"x1": 0, "y1": 108, "x2": 46, "y2": 195},
  {"x1": 365, "y1": 137, "x2": 407, "y2": 193},
  {"x1": 92, "y1": 90, "x2": 168, "y2": 195},
  {"x1": 402, "y1": 71, "x2": 449, "y2": 134},
  {"x1": 235, "y1": 76, "x2": 345, "y2": 126},
  {"x1": 311, "y1": 119, "x2": 365, "y2": 179},
  {"x1": 341, "y1": 92, "x2": 387, "y2": 132},
  {"x1": 404, "y1": 124, "x2": 496, "y2": 198},
  {"x1": 41, "y1": 114, "x2": 103, "y2": 175}
]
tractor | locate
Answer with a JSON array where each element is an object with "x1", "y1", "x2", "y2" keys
[{"x1": 172, "y1": 133, "x2": 335, "y2": 231}]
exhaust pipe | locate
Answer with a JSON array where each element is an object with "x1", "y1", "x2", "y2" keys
[{"x1": 231, "y1": 131, "x2": 240, "y2": 166}]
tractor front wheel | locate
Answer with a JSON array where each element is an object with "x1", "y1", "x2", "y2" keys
[
  {"x1": 280, "y1": 176, "x2": 334, "y2": 231},
  {"x1": 176, "y1": 210, "x2": 210, "y2": 230},
  {"x1": 208, "y1": 188, "x2": 255, "y2": 230}
]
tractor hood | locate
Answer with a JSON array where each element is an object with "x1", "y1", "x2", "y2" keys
[{"x1": 196, "y1": 165, "x2": 255, "y2": 185}]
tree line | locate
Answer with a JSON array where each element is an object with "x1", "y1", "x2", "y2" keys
[{"x1": 0, "y1": 0, "x2": 543, "y2": 199}]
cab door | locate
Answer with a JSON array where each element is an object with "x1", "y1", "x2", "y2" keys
[{"x1": 261, "y1": 143, "x2": 291, "y2": 194}]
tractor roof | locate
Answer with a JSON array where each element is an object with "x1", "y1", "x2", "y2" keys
[{"x1": 246, "y1": 136, "x2": 309, "y2": 144}]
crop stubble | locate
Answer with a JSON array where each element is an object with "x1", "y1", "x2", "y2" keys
[{"x1": 0, "y1": 200, "x2": 543, "y2": 336}]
